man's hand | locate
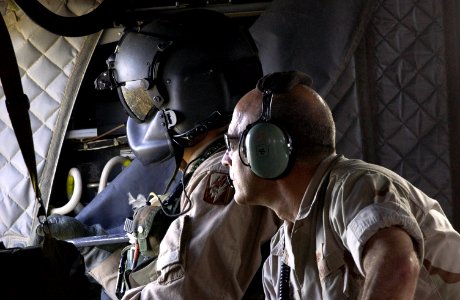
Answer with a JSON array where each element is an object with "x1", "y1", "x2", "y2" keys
[
  {"x1": 35, "y1": 214, "x2": 121, "y2": 272},
  {"x1": 36, "y1": 214, "x2": 107, "y2": 241}
]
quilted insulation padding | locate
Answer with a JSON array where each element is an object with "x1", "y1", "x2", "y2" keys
[
  {"x1": 0, "y1": 0, "x2": 101, "y2": 247},
  {"x1": 328, "y1": 0, "x2": 451, "y2": 213},
  {"x1": 252, "y1": 0, "x2": 453, "y2": 221},
  {"x1": 363, "y1": 0, "x2": 451, "y2": 217},
  {"x1": 321, "y1": 0, "x2": 452, "y2": 218},
  {"x1": 328, "y1": 0, "x2": 451, "y2": 218}
]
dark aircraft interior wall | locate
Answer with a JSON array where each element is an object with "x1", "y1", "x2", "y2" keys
[{"x1": 251, "y1": 0, "x2": 460, "y2": 229}]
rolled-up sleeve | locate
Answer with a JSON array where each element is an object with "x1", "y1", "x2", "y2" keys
[
  {"x1": 329, "y1": 169, "x2": 425, "y2": 276},
  {"x1": 346, "y1": 201, "x2": 424, "y2": 275}
]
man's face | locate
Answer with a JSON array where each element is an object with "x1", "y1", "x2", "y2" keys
[{"x1": 221, "y1": 90, "x2": 268, "y2": 206}]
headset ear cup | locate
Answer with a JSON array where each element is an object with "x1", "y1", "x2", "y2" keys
[{"x1": 244, "y1": 122, "x2": 291, "y2": 179}]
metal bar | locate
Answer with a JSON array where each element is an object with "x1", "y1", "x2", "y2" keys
[{"x1": 66, "y1": 233, "x2": 129, "y2": 247}]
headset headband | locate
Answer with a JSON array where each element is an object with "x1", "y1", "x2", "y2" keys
[
  {"x1": 260, "y1": 90, "x2": 273, "y2": 122},
  {"x1": 238, "y1": 71, "x2": 313, "y2": 179}
]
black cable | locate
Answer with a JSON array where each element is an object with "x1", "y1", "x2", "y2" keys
[
  {"x1": 157, "y1": 172, "x2": 192, "y2": 218},
  {"x1": 13, "y1": 0, "x2": 122, "y2": 37},
  {"x1": 278, "y1": 262, "x2": 291, "y2": 300},
  {"x1": 157, "y1": 155, "x2": 198, "y2": 218}
]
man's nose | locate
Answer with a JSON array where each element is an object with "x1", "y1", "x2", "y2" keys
[{"x1": 221, "y1": 151, "x2": 232, "y2": 167}]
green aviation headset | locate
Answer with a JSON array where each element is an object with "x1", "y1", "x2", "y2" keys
[{"x1": 238, "y1": 71, "x2": 313, "y2": 179}]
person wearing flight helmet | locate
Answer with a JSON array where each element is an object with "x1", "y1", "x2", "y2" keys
[{"x1": 91, "y1": 9, "x2": 280, "y2": 299}]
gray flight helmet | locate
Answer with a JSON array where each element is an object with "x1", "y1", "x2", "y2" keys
[{"x1": 103, "y1": 9, "x2": 262, "y2": 165}]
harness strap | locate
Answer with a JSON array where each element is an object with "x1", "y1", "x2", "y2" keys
[{"x1": 0, "y1": 14, "x2": 45, "y2": 219}]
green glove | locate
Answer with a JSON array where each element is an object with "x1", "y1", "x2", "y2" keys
[{"x1": 35, "y1": 214, "x2": 122, "y2": 272}]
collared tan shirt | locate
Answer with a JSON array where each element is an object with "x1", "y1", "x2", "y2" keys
[
  {"x1": 263, "y1": 154, "x2": 460, "y2": 299},
  {"x1": 121, "y1": 151, "x2": 280, "y2": 299}
]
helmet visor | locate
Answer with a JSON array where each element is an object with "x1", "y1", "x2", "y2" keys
[
  {"x1": 113, "y1": 31, "x2": 173, "y2": 122},
  {"x1": 118, "y1": 79, "x2": 156, "y2": 122}
]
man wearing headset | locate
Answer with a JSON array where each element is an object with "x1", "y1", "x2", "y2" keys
[
  {"x1": 88, "y1": 9, "x2": 279, "y2": 299},
  {"x1": 221, "y1": 70, "x2": 460, "y2": 299}
]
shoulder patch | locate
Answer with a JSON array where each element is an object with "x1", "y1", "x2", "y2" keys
[{"x1": 203, "y1": 171, "x2": 234, "y2": 205}]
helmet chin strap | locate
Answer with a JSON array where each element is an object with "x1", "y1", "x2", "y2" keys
[
  {"x1": 170, "y1": 110, "x2": 229, "y2": 148},
  {"x1": 171, "y1": 124, "x2": 208, "y2": 148},
  {"x1": 172, "y1": 143, "x2": 185, "y2": 169}
]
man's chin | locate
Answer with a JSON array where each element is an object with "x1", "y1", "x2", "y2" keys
[
  {"x1": 233, "y1": 193, "x2": 250, "y2": 206},
  {"x1": 234, "y1": 198, "x2": 246, "y2": 205}
]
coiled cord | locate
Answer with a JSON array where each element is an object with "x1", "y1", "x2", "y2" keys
[{"x1": 278, "y1": 262, "x2": 291, "y2": 300}]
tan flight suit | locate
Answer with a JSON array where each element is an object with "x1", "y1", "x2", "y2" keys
[
  {"x1": 263, "y1": 154, "x2": 460, "y2": 299},
  {"x1": 91, "y1": 150, "x2": 280, "y2": 299}
]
